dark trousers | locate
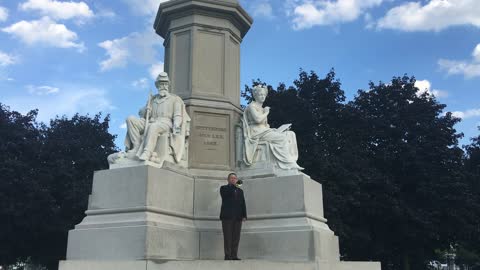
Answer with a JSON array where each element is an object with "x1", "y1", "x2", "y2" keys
[{"x1": 221, "y1": 220, "x2": 242, "y2": 259}]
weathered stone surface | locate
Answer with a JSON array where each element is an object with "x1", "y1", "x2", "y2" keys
[
  {"x1": 109, "y1": 72, "x2": 190, "y2": 168},
  {"x1": 194, "y1": 174, "x2": 337, "y2": 262},
  {"x1": 65, "y1": 166, "x2": 199, "y2": 261},
  {"x1": 59, "y1": 259, "x2": 380, "y2": 270},
  {"x1": 63, "y1": 166, "x2": 380, "y2": 268},
  {"x1": 239, "y1": 85, "x2": 302, "y2": 173},
  {"x1": 154, "y1": 0, "x2": 252, "y2": 171}
]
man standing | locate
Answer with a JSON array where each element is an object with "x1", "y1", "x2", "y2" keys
[{"x1": 220, "y1": 173, "x2": 247, "y2": 260}]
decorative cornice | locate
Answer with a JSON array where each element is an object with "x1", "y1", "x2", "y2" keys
[{"x1": 154, "y1": 0, "x2": 253, "y2": 39}]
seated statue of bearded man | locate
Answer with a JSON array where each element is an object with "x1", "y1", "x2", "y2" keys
[{"x1": 108, "y1": 72, "x2": 190, "y2": 168}]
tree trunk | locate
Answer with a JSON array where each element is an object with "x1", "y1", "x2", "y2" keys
[{"x1": 403, "y1": 253, "x2": 410, "y2": 270}]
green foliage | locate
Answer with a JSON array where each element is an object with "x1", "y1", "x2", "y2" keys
[
  {"x1": 242, "y1": 71, "x2": 480, "y2": 270},
  {"x1": 461, "y1": 127, "x2": 480, "y2": 267},
  {"x1": 0, "y1": 103, "x2": 117, "y2": 269},
  {"x1": 350, "y1": 76, "x2": 472, "y2": 270},
  {"x1": 2, "y1": 68, "x2": 480, "y2": 270}
]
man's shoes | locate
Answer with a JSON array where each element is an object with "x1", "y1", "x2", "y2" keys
[{"x1": 224, "y1": 256, "x2": 241, "y2": 261}]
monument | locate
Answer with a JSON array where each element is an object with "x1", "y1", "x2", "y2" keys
[{"x1": 59, "y1": 0, "x2": 381, "y2": 270}]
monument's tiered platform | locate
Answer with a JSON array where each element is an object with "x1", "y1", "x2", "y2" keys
[
  {"x1": 60, "y1": 259, "x2": 380, "y2": 270},
  {"x1": 59, "y1": 165, "x2": 380, "y2": 270}
]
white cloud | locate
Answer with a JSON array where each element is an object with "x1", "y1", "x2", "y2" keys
[
  {"x1": 122, "y1": 0, "x2": 168, "y2": 16},
  {"x1": 287, "y1": 0, "x2": 383, "y2": 30},
  {"x1": 0, "y1": 6, "x2": 8, "y2": 22},
  {"x1": 27, "y1": 85, "x2": 60, "y2": 95},
  {"x1": 96, "y1": 8, "x2": 116, "y2": 19},
  {"x1": 364, "y1": 12, "x2": 375, "y2": 29},
  {"x1": 120, "y1": 123, "x2": 127, "y2": 129},
  {"x1": 473, "y1": 44, "x2": 480, "y2": 62},
  {"x1": 251, "y1": 1, "x2": 274, "y2": 19},
  {"x1": 2, "y1": 17, "x2": 85, "y2": 52},
  {"x1": 414, "y1": 79, "x2": 448, "y2": 98},
  {"x1": 132, "y1": 77, "x2": 149, "y2": 89},
  {"x1": 130, "y1": 63, "x2": 164, "y2": 89},
  {"x1": 0, "y1": 51, "x2": 17, "y2": 67},
  {"x1": 5, "y1": 85, "x2": 115, "y2": 123},
  {"x1": 149, "y1": 62, "x2": 164, "y2": 79},
  {"x1": 438, "y1": 43, "x2": 480, "y2": 78},
  {"x1": 19, "y1": 0, "x2": 94, "y2": 22},
  {"x1": 98, "y1": 30, "x2": 163, "y2": 71},
  {"x1": 377, "y1": 0, "x2": 480, "y2": 32},
  {"x1": 0, "y1": 72, "x2": 14, "y2": 81},
  {"x1": 451, "y1": 109, "x2": 480, "y2": 119},
  {"x1": 438, "y1": 59, "x2": 480, "y2": 78}
]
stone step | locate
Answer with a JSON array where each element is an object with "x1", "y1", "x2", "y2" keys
[{"x1": 59, "y1": 260, "x2": 380, "y2": 270}]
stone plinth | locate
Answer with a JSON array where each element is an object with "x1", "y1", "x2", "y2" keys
[
  {"x1": 194, "y1": 173, "x2": 340, "y2": 262},
  {"x1": 154, "y1": 0, "x2": 252, "y2": 171},
  {"x1": 65, "y1": 165, "x2": 198, "y2": 261},
  {"x1": 60, "y1": 259, "x2": 381, "y2": 270},
  {"x1": 61, "y1": 165, "x2": 380, "y2": 269}
]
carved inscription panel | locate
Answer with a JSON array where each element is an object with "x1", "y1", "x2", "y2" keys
[{"x1": 190, "y1": 111, "x2": 230, "y2": 169}]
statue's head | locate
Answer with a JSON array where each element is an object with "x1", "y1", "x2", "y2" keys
[
  {"x1": 155, "y1": 72, "x2": 170, "y2": 97},
  {"x1": 252, "y1": 85, "x2": 268, "y2": 103}
]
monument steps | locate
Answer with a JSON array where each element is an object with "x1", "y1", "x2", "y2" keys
[{"x1": 60, "y1": 259, "x2": 379, "y2": 270}]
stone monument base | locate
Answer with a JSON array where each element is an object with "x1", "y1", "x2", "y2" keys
[
  {"x1": 59, "y1": 259, "x2": 380, "y2": 270},
  {"x1": 64, "y1": 165, "x2": 199, "y2": 261},
  {"x1": 60, "y1": 166, "x2": 380, "y2": 269},
  {"x1": 195, "y1": 173, "x2": 339, "y2": 261}
]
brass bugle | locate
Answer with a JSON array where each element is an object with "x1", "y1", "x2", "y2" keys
[{"x1": 236, "y1": 179, "x2": 243, "y2": 187}]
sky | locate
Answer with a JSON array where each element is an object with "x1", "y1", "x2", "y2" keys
[{"x1": 0, "y1": 0, "x2": 479, "y2": 148}]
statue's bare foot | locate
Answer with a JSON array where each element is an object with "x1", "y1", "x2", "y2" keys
[{"x1": 138, "y1": 151, "x2": 150, "y2": 161}]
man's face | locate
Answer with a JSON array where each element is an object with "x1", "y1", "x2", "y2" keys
[
  {"x1": 156, "y1": 81, "x2": 169, "y2": 97},
  {"x1": 228, "y1": 174, "x2": 238, "y2": 185}
]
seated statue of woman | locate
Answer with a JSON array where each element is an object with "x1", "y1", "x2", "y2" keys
[{"x1": 241, "y1": 85, "x2": 302, "y2": 171}]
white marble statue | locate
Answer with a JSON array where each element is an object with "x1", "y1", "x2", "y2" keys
[
  {"x1": 108, "y1": 72, "x2": 191, "y2": 167},
  {"x1": 241, "y1": 85, "x2": 302, "y2": 170}
]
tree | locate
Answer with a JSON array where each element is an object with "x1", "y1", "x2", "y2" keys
[
  {"x1": 0, "y1": 104, "x2": 45, "y2": 267},
  {"x1": 465, "y1": 127, "x2": 480, "y2": 176},
  {"x1": 243, "y1": 72, "x2": 478, "y2": 270},
  {"x1": 458, "y1": 128, "x2": 480, "y2": 269},
  {"x1": 36, "y1": 113, "x2": 117, "y2": 268},
  {"x1": 242, "y1": 70, "x2": 378, "y2": 261},
  {"x1": 349, "y1": 76, "x2": 470, "y2": 270},
  {"x1": 0, "y1": 104, "x2": 117, "y2": 269}
]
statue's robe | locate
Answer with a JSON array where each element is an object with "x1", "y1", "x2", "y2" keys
[{"x1": 241, "y1": 103, "x2": 299, "y2": 170}]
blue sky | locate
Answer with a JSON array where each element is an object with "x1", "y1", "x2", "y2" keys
[{"x1": 0, "y1": 0, "x2": 479, "y2": 148}]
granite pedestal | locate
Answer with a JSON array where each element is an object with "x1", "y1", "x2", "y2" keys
[{"x1": 60, "y1": 166, "x2": 380, "y2": 270}]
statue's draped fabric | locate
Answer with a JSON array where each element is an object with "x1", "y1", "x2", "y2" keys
[{"x1": 242, "y1": 102, "x2": 299, "y2": 170}]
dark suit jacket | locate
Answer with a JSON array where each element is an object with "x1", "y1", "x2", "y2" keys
[{"x1": 220, "y1": 184, "x2": 247, "y2": 221}]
